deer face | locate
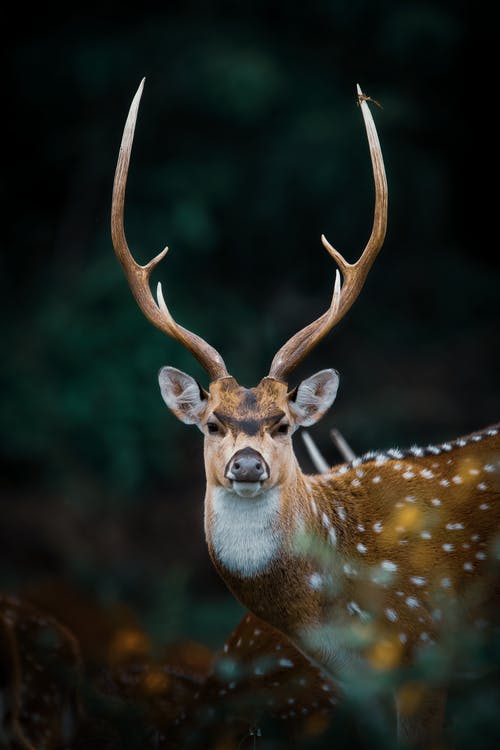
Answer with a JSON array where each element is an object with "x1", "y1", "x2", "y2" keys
[{"x1": 159, "y1": 368, "x2": 339, "y2": 498}]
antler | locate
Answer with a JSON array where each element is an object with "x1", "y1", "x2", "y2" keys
[
  {"x1": 111, "y1": 79, "x2": 229, "y2": 381},
  {"x1": 268, "y1": 84, "x2": 388, "y2": 381}
]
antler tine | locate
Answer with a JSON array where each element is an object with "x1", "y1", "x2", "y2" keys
[
  {"x1": 269, "y1": 85, "x2": 388, "y2": 381},
  {"x1": 111, "y1": 79, "x2": 229, "y2": 381}
]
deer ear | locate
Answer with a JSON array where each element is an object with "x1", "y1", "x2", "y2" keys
[
  {"x1": 289, "y1": 369, "x2": 339, "y2": 427},
  {"x1": 158, "y1": 367, "x2": 208, "y2": 429}
]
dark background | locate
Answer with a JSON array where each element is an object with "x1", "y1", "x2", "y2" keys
[{"x1": 2, "y1": 0, "x2": 498, "y2": 657}]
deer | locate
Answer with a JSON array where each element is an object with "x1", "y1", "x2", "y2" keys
[
  {"x1": 171, "y1": 611, "x2": 337, "y2": 748},
  {"x1": 111, "y1": 79, "x2": 500, "y2": 747}
]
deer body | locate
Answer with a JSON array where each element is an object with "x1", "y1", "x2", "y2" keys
[
  {"x1": 206, "y1": 422, "x2": 500, "y2": 672},
  {"x1": 176, "y1": 374, "x2": 500, "y2": 682},
  {"x1": 111, "y1": 80, "x2": 500, "y2": 744}
]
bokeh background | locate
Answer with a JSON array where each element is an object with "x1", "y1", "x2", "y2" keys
[{"x1": 1, "y1": 0, "x2": 498, "y2": 745}]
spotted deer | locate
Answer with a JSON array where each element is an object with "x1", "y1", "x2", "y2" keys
[
  {"x1": 111, "y1": 80, "x2": 500, "y2": 746},
  {"x1": 177, "y1": 611, "x2": 337, "y2": 745}
]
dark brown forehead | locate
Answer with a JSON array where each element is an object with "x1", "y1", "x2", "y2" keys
[{"x1": 209, "y1": 377, "x2": 288, "y2": 435}]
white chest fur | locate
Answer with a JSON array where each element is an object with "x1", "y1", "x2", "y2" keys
[{"x1": 206, "y1": 486, "x2": 283, "y2": 577}]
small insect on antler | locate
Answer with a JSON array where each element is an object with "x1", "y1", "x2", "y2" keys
[
  {"x1": 268, "y1": 84, "x2": 388, "y2": 381},
  {"x1": 111, "y1": 79, "x2": 229, "y2": 381}
]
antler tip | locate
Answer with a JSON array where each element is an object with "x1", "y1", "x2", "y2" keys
[
  {"x1": 156, "y1": 281, "x2": 168, "y2": 318},
  {"x1": 356, "y1": 83, "x2": 363, "y2": 96}
]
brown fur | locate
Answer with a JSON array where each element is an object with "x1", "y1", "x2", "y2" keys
[
  {"x1": 199, "y1": 377, "x2": 499, "y2": 745},
  {"x1": 161, "y1": 371, "x2": 499, "y2": 745}
]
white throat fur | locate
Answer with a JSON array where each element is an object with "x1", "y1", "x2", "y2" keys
[{"x1": 207, "y1": 486, "x2": 282, "y2": 577}]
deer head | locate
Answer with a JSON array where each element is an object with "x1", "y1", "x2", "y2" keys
[{"x1": 111, "y1": 79, "x2": 387, "y2": 500}]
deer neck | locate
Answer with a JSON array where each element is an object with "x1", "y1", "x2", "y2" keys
[
  {"x1": 203, "y1": 462, "x2": 353, "y2": 639},
  {"x1": 204, "y1": 460, "x2": 314, "y2": 578}
]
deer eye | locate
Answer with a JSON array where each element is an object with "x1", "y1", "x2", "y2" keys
[
  {"x1": 276, "y1": 423, "x2": 289, "y2": 435},
  {"x1": 207, "y1": 421, "x2": 220, "y2": 434}
]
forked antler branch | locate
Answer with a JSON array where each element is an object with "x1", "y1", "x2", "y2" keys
[
  {"x1": 268, "y1": 84, "x2": 388, "y2": 381},
  {"x1": 111, "y1": 79, "x2": 229, "y2": 381}
]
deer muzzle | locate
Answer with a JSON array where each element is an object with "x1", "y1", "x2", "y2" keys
[{"x1": 224, "y1": 447, "x2": 270, "y2": 496}]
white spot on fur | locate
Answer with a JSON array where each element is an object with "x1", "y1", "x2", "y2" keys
[
  {"x1": 441, "y1": 577, "x2": 452, "y2": 588},
  {"x1": 406, "y1": 596, "x2": 419, "y2": 608},
  {"x1": 311, "y1": 499, "x2": 318, "y2": 516},
  {"x1": 337, "y1": 506, "x2": 346, "y2": 522},
  {"x1": 208, "y1": 487, "x2": 282, "y2": 577},
  {"x1": 343, "y1": 562, "x2": 357, "y2": 577},
  {"x1": 399, "y1": 633, "x2": 408, "y2": 643},
  {"x1": 421, "y1": 469, "x2": 434, "y2": 479},
  {"x1": 329, "y1": 527, "x2": 337, "y2": 546},
  {"x1": 440, "y1": 479, "x2": 450, "y2": 487},
  {"x1": 388, "y1": 448, "x2": 403, "y2": 459},
  {"x1": 479, "y1": 503, "x2": 490, "y2": 510},
  {"x1": 372, "y1": 475, "x2": 381, "y2": 483},
  {"x1": 476, "y1": 551, "x2": 487, "y2": 560},
  {"x1": 443, "y1": 543, "x2": 454, "y2": 552},
  {"x1": 410, "y1": 576, "x2": 426, "y2": 586},
  {"x1": 373, "y1": 522, "x2": 383, "y2": 533},
  {"x1": 279, "y1": 658, "x2": 294, "y2": 668},
  {"x1": 357, "y1": 542, "x2": 367, "y2": 554},
  {"x1": 463, "y1": 562, "x2": 473, "y2": 571},
  {"x1": 431, "y1": 498, "x2": 441, "y2": 506},
  {"x1": 427, "y1": 445, "x2": 441, "y2": 455},
  {"x1": 385, "y1": 608, "x2": 398, "y2": 622},
  {"x1": 381, "y1": 560, "x2": 397, "y2": 572},
  {"x1": 309, "y1": 573, "x2": 323, "y2": 590},
  {"x1": 351, "y1": 479, "x2": 361, "y2": 488},
  {"x1": 405, "y1": 495, "x2": 416, "y2": 503},
  {"x1": 478, "y1": 483, "x2": 487, "y2": 491},
  {"x1": 403, "y1": 470, "x2": 415, "y2": 479},
  {"x1": 446, "y1": 522, "x2": 463, "y2": 530},
  {"x1": 322, "y1": 512, "x2": 331, "y2": 529},
  {"x1": 421, "y1": 530, "x2": 432, "y2": 539}
]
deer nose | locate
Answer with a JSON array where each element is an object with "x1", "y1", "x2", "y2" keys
[{"x1": 225, "y1": 448, "x2": 269, "y2": 483}]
